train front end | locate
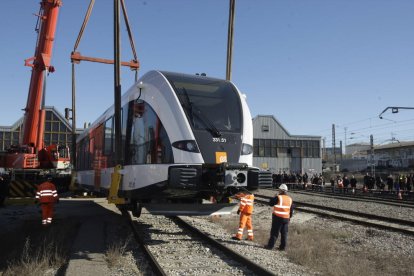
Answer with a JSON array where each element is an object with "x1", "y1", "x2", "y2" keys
[{"x1": 160, "y1": 72, "x2": 272, "y2": 201}]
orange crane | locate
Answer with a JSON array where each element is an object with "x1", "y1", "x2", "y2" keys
[{"x1": 4, "y1": 0, "x2": 69, "y2": 171}]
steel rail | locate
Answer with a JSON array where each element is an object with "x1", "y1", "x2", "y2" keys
[
  {"x1": 261, "y1": 187, "x2": 414, "y2": 205},
  {"x1": 121, "y1": 210, "x2": 167, "y2": 276},
  {"x1": 172, "y1": 216, "x2": 276, "y2": 276},
  {"x1": 256, "y1": 194, "x2": 414, "y2": 226},
  {"x1": 288, "y1": 190, "x2": 414, "y2": 209},
  {"x1": 300, "y1": 187, "x2": 414, "y2": 203},
  {"x1": 255, "y1": 196, "x2": 414, "y2": 236}
]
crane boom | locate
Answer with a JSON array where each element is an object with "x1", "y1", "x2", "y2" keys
[
  {"x1": 23, "y1": 0, "x2": 61, "y2": 152},
  {"x1": 2, "y1": 0, "x2": 64, "y2": 170}
]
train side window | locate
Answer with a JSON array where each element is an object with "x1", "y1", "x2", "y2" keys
[
  {"x1": 127, "y1": 100, "x2": 173, "y2": 165},
  {"x1": 89, "y1": 137, "x2": 94, "y2": 170},
  {"x1": 129, "y1": 101, "x2": 147, "y2": 164},
  {"x1": 76, "y1": 142, "x2": 81, "y2": 169},
  {"x1": 104, "y1": 117, "x2": 113, "y2": 155}
]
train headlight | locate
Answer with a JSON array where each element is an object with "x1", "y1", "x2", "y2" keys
[
  {"x1": 172, "y1": 140, "x2": 200, "y2": 153},
  {"x1": 236, "y1": 172, "x2": 246, "y2": 183},
  {"x1": 241, "y1": 143, "x2": 253, "y2": 155}
]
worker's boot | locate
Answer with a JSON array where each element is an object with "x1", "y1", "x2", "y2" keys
[{"x1": 232, "y1": 233, "x2": 242, "y2": 240}]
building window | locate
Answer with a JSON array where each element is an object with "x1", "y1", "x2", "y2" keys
[
  {"x1": 46, "y1": 111, "x2": 52, "y2": 121},
  {"x1": 52, "y1": 122, "x2": 60, "y2": 132},
  {"x1": 258, "y1": 147, "x2": 265, "y2": 157},
  {"x1": 45, "y1": 122, "x2": 51, "y2": 131},
  {"x1": 253, "y1": 138, "x2": 277, "y2": 158},
  {"x1": 59, "y1": 134, "x2": 66, "y2": 143},
  {"x1": 261, "y1": 125, "x2": 269, "y2": 132}
]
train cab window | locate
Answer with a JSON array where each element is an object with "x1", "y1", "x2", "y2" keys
[
  {"x1": 164, "y1": 72, "x2": 242, "y2": 133},
  {"x1": 126, "y1": 100, "x2": 173, "y2": 165},
  {"x1": 104, "y1": 117, "x2": 113, "y2": 155}
]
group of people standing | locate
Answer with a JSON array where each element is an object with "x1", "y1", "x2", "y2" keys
[
  {"x1": 331, "y1": 175, "x2": 358, "y2": 193},
  {"x1": 332, "y1": 172, "x2": 414, "y2": 193},
  {"x1": 378, "y1": 173, "x2": 413, "y2": 192}
]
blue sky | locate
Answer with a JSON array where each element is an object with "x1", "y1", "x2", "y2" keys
[{"x1": 1, "y1": 0, "x2": 413, "y2": 148}]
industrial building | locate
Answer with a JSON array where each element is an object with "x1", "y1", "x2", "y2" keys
[
  {"x1": 252, "y1": 115, "x2": 322, "y2": 174},
  {"x1": 374, "y1": 141, "x2": 414, "y2": 168},
  {"x1": 0, "y1": 106, "x2": 75, "y2": 152},
  {"x1": 337, "y1": 141, "x2": 414, "y2": 172}
]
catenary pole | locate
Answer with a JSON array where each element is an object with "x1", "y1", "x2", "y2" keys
[
  {"x1": 226, "y1": 0, "x2": 235, "y2": 80},
  {"x1": 114, "y1": 0, "x2": 122, "y2": 164}
]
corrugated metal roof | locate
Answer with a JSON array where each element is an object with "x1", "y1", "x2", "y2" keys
[{"x1": 375, "y1": 141, "x2": 414, "y2": 150}]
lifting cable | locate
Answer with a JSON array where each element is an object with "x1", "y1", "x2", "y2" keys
[
  {"x1": 70, "y1": 0, "x2": 140, "y2": 130},
  {"x1": 121, "y1": 0, "x2": 139, "y2": 82},
  {"x1": 73, "y1": 0, "x2": 95, "y2": 52},
  {"x1": 71, "y1": 0, "x2": 95, "y2": 148},
  {"x1": 70, "y1": 0, "x2": 139, "y2": 170}
]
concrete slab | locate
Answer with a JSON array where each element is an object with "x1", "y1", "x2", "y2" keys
[
  {"x1": 65, "y1": 219, "x2": 110, "y2": 276},
  {"x1": 63, "y1": 198, "x2": 122, "y2": 276}
]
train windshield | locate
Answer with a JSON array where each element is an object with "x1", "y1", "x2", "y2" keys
[{"x1": 163, "y1": 72, "x2": 242, "y2": 134}]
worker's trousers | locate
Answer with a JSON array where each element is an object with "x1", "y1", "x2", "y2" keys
[
  {"x1": 40, "y1": 202, "x2": 54, "y2": 225},
  {"x1": 235, "y1": 213, "x2": 253, "y2": 240},
  {"x1": 267, "y1": 215, "x2": 289, "y2": 249}
]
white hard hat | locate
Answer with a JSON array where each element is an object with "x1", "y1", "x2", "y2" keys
[{"x1": 279, "y1": 184, "x2": 288, "y2": 192}]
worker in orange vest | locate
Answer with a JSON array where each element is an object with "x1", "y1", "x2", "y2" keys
[
  {"x1": 265, "y1": 184, "x2": 293, "y2": 251},
  {"x1": 232, "y1": 192, "x2": 255, "y2": 241},
  {"x1": 35, "y1": 175, "x2": 58, "y2": 226}
]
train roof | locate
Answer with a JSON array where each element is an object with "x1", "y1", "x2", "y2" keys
[{"x1": 76, "y1": 70, "x2": 234, "y2": 142}]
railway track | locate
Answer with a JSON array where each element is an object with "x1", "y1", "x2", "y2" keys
[
  {"x1": 272, "y1": 184, "x2": 414, "y2": 203},
  {"x1": 261, "y1": 187, "x2": 414, "y2": 206},
  {"x1": 122, "y1": 210, "x2": 275, "y2": 276},
  {"x1": 288, "y1": 190, "x2": 414, "y2": 209},
  {"x1": 255, "y1": 194, "x2": 414, "y2": 236}
]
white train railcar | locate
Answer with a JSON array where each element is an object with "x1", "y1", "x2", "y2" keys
[{"x1": 76, "y1": 71, "x2": 271, "y2": 215}]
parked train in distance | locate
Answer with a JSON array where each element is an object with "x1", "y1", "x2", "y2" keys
[{"x1": 75, "y1": 71, "x2": 272, "y2": 216}]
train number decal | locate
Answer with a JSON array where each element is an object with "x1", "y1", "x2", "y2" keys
[{"x1": 212, "y1": 137, "x2": 227, "y2": 143}]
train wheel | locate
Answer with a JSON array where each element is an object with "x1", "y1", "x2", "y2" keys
[{"x1": 131, "y1": 201, "x2": 142, "y2": 218}]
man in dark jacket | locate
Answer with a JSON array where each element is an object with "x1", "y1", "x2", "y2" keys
[
  {"x1": 343, "y1": 175, "x2": 350, "y2": 193},
  {"x1": 387, "y1": 174, "x2": 394, "y2": 192},
  {"x1": 363, "y1": 173, "x2": 370, "y2": 192},
  {"x1": 350, "y1": 175, "x2": 357, "y2": 194},
  {"x1": 265, "y1": 184, "x2": 294, "y2": 251}
]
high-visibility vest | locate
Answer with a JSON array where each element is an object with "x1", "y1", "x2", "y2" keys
[
  {"x1": 36, "y1": 181, "x2": 58, "y2": 203},
  {"x1": 273, "y1": 194, "x2": 292, "y2": 219},
  {"x1": 239, "y1": 194, "x2": 254, "y2": 214}
]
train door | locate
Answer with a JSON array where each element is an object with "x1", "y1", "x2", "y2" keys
[{"x1": 93, "y1": 124, "x2": 104, "y2": 191}]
